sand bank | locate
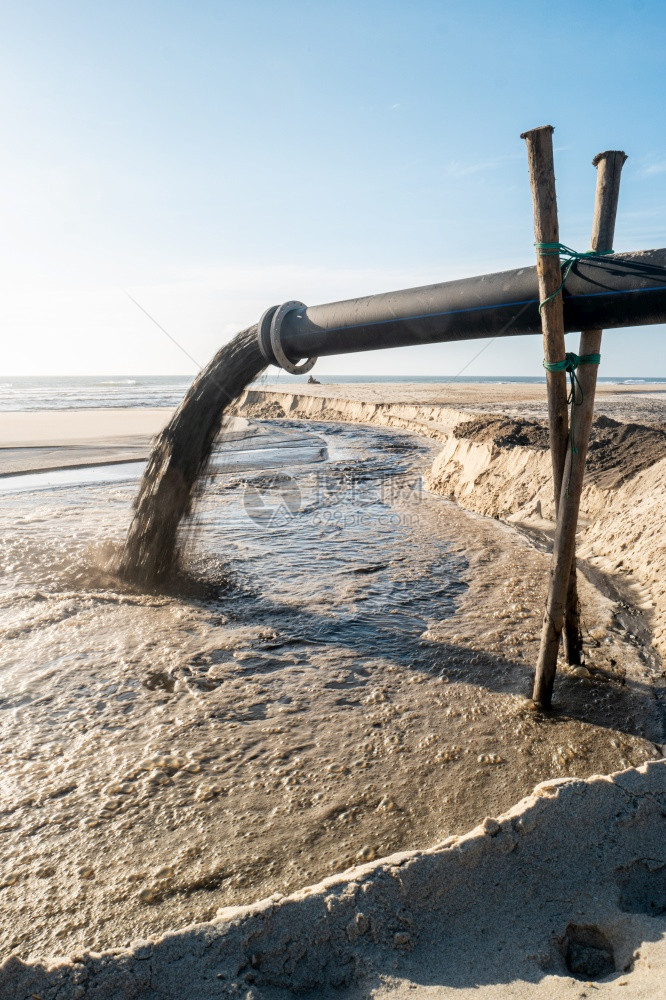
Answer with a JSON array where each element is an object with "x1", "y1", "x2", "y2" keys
[
  {"x1": 249, "y1": 380, "x2": 666, "y2": 423},
  {"x1": 4, "y1": 761, "x2": 665, "y2": 998}
]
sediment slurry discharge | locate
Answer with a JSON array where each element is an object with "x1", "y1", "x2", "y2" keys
[{"x1": 119, "y1": 326, "x2": 265, "y2": 585}]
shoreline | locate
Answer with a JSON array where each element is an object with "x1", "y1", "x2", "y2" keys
[{"x1": 2, "y1": 378, "x2": 665, "y2": 476}]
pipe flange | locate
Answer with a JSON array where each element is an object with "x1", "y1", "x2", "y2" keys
[
  {"x1": 270, "y1": 300, "x2": 317, "y2": 375},
  {"x1": 257, "y1": 305, "x2": 278, "y2": 364}
]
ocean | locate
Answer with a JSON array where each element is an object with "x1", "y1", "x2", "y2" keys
[{"x1": 1, "y1": 373, "x2": 665, "y2": 411}]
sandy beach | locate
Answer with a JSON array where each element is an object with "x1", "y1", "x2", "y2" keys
[
  {"x1": 0, "y1": 408, "x2": 171, "y2": 476},
  {"x1": 1, "y1": 381, "x2": 664, "y2": 476},
  {"x1": 0, "y1": 382, "x2": 664, "y2": 998}
]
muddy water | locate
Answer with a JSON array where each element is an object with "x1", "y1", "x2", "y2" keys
[
  {"x1": 119, "y1": 325, "x2": 265, "y2": 585},
  {"x1": 0, "y1": 420, "x2": 662, "y2": 962}
]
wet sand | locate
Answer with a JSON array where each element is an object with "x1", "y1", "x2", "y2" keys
[
  {"x1": 7, "y1": 761, "x2": 665, "y2": 999},
  {"x1": 0, "y1": 407, "x2": 172, "y2": 475},
  {"x1": 0, "y1": 410, "x2": 264, "y2": 490},
  {"x1": 0, "y1": 384, "x2": 664, "y2": 997}
]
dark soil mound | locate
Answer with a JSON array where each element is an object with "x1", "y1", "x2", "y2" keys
[
  {"x1": 586, "y1": 414, "x2": 666, "y2": 487},
  {"x1": 454, "y1": 415, "x2": 550, "y2": 450},
  {"x1": 455, "y1": 412, "x2": 666, "y2": 488}
]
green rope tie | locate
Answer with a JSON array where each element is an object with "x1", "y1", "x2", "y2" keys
[
  {"x1": 543, "y1": 352, "x2": 601, "y2": 493},
  {"x1": 535, "y1": 242, "x2": 614, "y2": 313}
]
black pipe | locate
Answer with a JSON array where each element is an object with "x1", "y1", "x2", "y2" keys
[{"x1": 259, "y1": 249, "x2": 666, "y2": 366}]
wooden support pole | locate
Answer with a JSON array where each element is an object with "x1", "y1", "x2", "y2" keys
[
  {"x1": 521, "y1": 125, "x2": 583, "y2": 663},
  {"x1": 532, "y1": 150, "x2": 628, "y2": 708},
  {"x1": 520, "y1": 126, "x2": 570, "y2": 506},
  {"x1": 561, "y1": 150, "x2": 628, "y2": 669}
]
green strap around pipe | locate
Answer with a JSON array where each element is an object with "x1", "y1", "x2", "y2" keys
[{"x1": 535, "y1": 242, "x2": 614, "y2": 313}]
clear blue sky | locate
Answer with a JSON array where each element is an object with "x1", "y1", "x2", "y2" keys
[{"x1": 2, "y1": 0, "x2": 665, "y2": 376}]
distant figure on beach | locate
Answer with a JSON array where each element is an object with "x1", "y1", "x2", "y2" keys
[{"x1": 307, "y1": 375, "x2": 320, "y2": 384}]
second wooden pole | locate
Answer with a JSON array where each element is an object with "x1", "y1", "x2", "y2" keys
[{"x1": 532, "y1": 150, "x2": 628, "y2": 707}]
